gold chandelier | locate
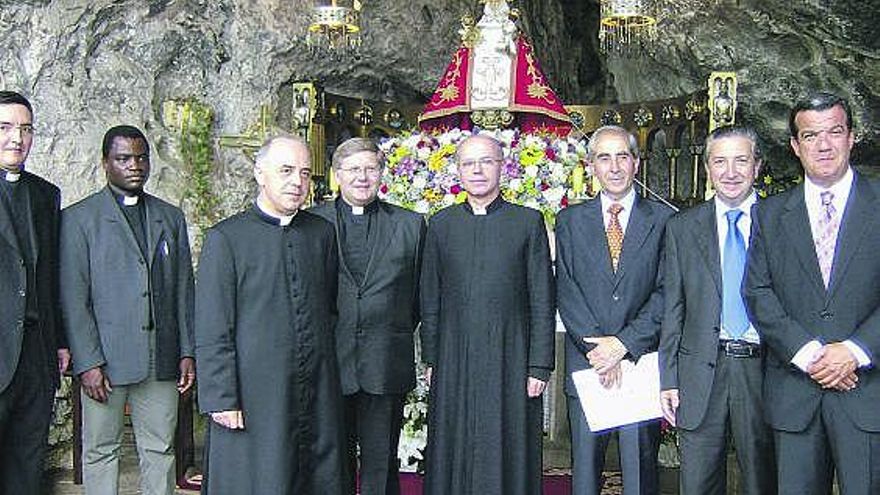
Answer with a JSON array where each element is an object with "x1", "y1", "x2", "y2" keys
[
  {"x1": 599, "y1": 0, "x2": 657, "y2": 55},
  {"x1": 306, "y1": 0, "x2": 362, "y2": 53}
]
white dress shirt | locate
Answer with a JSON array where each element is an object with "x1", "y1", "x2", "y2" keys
[
  {"x1": 600, "y1": 187, "x2": 636, "y2": 233},
  {"x1": 790, "y1": 167, "x2": 870, "y2": 370},
  {"x1": 715, "y1": 193, "x2": 760, "y2": 343}
]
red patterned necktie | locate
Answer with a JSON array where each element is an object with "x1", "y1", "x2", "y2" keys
[
  {"x1": 607, "y1": 203, "x2": 624, "y2": 272},
  {"x1": 814, "y1": 191, "x2": 839, "y2": 288}
]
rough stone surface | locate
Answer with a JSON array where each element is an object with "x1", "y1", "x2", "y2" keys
[{"x1": 1, "y1": 0, "x2": 877, "y2": 469}]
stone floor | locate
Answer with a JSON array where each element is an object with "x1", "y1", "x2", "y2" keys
[{"x1": 47, "y1": 425, "x2": 199, "y2": 495}]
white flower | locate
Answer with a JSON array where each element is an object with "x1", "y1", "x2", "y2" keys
[
  {"x1": 508, "y1": 178, "x2": 522, "y2": 191},
  {"x1": 412, "y1": 175, "x2": 427, "y2": 189},
  {"x1": 414, "y1": 200, "x2": 430, "y2": 214},
  {"x1": 542, "y1": 187, "x2": 564, "y2": 204},
  {"x1": 524, "y1": 165, "x2": 539, "y2": 178}
]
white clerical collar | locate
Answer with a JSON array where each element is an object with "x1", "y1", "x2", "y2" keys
[
  {"x1": 351, "y1": 205, "x2": 364, "y2": 215},
  {"x1": 4, "y1": 170, "x2": 21, "y2": 183},
  {"x1": 257, "y1": 198, "x2": 296, "y2": 226},
  {"x1": 122, "y1": 195, "x2": 139, "y2": 206}
]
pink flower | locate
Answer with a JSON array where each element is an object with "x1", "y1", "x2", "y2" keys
[
  {"x1": 545, "y1": 147, "x2": 557, "y2": 161},
  {"x1": 450, "y1": 184, "x2": 461, "y2": 195},
  {"x1": 380, "y1": 184, "x2": 388, "y2": 194}
]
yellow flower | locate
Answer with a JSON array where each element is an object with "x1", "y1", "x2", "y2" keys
[
  {"x1": 520, "y1": 146, "x2": 544, "y2": 167},
  {"x1": 388, "y1": 146, "x2": 410, "y2": 170},
  {"x1": 423, "y1": 189, "x2": 442, "y2": 203},
  {"x1": 428, "y1": 144, "x2": 456, "y2": 172},
  {"x1": 455, "y1": 191, "x2": 468, "y2": 203}
]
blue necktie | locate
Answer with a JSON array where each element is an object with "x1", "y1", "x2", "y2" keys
[{"x1": 722, "y1": 209, "x2": 749, "y2": 338}]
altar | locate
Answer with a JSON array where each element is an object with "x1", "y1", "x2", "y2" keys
[{"x1": 280, "y1": 0, "x2": 720, "y2": 474}]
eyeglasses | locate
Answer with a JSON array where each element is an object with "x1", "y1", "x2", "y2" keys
[
  {"x1": 459, "y1": 157, "x2": 501, "y2": 169},
  {"x1": 0, "y1": 123, "x2": 35, "y2": 136},
  {"x1": 338, "y1": 166, "x2": 381, "y2": 177}
]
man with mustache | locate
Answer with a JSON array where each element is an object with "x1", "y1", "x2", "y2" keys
[
  {"x1": 556, "y1": 125, "x2": 672, "y2": 495},
  {"x1": 61, "y1": 125, "x2": 196, "y2": 495},
  {"x1": 0, "y1": 90, "x2": 70, "y2": 495}
]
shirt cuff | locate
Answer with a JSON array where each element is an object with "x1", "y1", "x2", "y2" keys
[
  {"x1": 791, "y1": 340, "x2": 823, "y2": 372},
  {"x1": 843, "y1": 340, "x2": 872, "y2": 367}
]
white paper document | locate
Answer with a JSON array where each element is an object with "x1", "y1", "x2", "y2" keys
[{"x1": 571, "y1": 351, "x2": 662, "y2": 432}]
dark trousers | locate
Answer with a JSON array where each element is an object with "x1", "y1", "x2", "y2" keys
[
  {"x1": 679, "y1": 351, "x2": 776, "y2": 495},
  {"x1": 775, "y1": 394, "x2": 880, "y2": 495},
  {"x1": 568, "y1": 398, "x2": 659, "y2": 495},
  {"x1": 344, "y1": 392, "x2": 405, "y2": 495},
  {"x1": 0, "y1": 330, "x2": 54, "y2": 495}
]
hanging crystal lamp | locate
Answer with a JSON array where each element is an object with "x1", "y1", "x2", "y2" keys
[
  {"x1": 306, "y1": 0, "x2": 362, "y2": 53},
  {"x1": 599, "y1": 0, "x2": 657, "y2": 56}
]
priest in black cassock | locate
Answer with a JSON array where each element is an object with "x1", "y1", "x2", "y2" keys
[
  {"x1": 420, "y1": 134, "x2": 555, "y2": 495},
  {"x1": 195, "y1": 135, "x2": 348, "y2": 495}
]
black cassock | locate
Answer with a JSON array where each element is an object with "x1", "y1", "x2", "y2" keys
[
  {"x1": 195, "y1": 206, "x2": 347, "y2": 495},
  {"x1": 420, "y1": 198, "x2": 555, "y2": 495}
]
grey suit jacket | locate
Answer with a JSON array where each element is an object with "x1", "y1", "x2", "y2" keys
[
  {"x1": 310, "y1": 199, "x2": 426, "y2": 395},
  {"x1": 60, "y1": 187, "x2": 194, "y2": 385},
  {"x1": 745, "y1": 173, "x2": 880, "y2": 432},
  {"x1": 556, "y1": 194, "x2": 673, "y2": 396},
  {"x1": 660, "y1": 200, "x2": 750, "y2": 429},
  {"x1": 0, "y1": 171, "x2": 64, "y2": 393}
]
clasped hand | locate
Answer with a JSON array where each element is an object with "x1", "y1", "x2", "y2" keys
[
  {"x1": 583, "y1": 336, "x2": 627, "y2": 389},
  {"x1": 808, "y1": 342, "x2": 858, "y2": 391}
]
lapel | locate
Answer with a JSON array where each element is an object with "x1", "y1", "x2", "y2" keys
[
  {"x1": 615, "y1": 195, "x2": 655, "y2": 288},
  {"x1": 693, "y1": 201, "x2": 722, "y2": 297},
  {"x1": 578, "y1": 198, "x2": 615, "y2": 284},
  {"x1": 20, "y1": 173, "x2": 40, "y2": 265},
  {"x1": 827, "y1": 174, "x2": 875, "y2": 299},
  {"x1": 100, "y1": 187, "x2": 147, "y2": 262},
  {"x1": 780, "y1": 184, "x2": 826, "y2": 295},
  {"x1": 144, "y1": 195, "x2": 166, "y2": 265},
  {"x1": 361, "y1": 202, "x2": 396, "y2": 287},
  {"x1": 328, "y1": 201, "x2": 357, "y2": 285},
  {"x1": 0, "y1": 178, "x2": 22, "y2": 257}
]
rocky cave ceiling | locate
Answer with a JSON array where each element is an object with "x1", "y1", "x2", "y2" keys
[{"x1": 0, "y1": 0, "x2": 877, "y2": 205}]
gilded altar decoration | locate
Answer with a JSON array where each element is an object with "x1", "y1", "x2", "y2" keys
[
  {"x1": 708, "y1": 71, "x2": 737, "y2": 131},
  {"x1": 633, "y1": 106, "x2": 654, "y2": 128}
]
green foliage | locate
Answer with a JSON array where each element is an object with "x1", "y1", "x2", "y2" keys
[
  {"x1": 756, "y1": 168, "x2": 802, "y2": 198},
  {"x1": 179, "y1": 100, "x2": 220, "y2": 242}
]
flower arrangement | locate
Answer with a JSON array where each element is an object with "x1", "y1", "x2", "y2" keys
[
  {"x1": 378, "y1": 128, "x2": 591, "y2": 225},
  {"x1": 384, "y1": 128, "x2": 589, "y2": 471},
  {"x1": 397, "y1": 362, "x2": 429, "y2": 473}
]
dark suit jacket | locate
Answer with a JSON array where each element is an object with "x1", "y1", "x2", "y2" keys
[
  {"x1": 0, "y1": 171, "x2": 64, "y2": 393},
  {"x1": 660, "y1": 200, "x2": 754, "y2": 429},
  {"x1": 745, "y1": 173, "x2": 880, "y2": 432},
  {"x1": 311, "y1": 199, "x2": 426, "y2": 395},
  {"x1": 556, "y1": 194, "x2": 673, "y2": 396},
  {"x1": 60, "y1": 187, "x2": 195, "y2": 386}
]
